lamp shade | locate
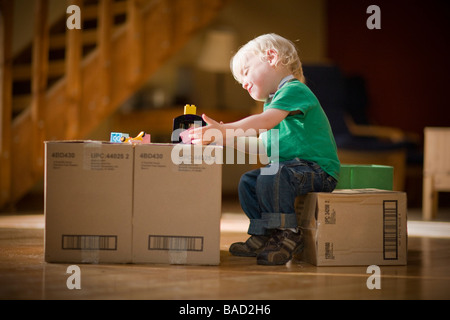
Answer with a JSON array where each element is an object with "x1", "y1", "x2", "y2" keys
[{"x1": 198, "y1": 30, "x2": 236, "y2": 73}]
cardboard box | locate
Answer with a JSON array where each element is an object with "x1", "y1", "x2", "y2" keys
[
  {"x1": 336, "y1": 164, "x2": 394, "y2": 190},
  {"x1": 44, "y1": 141, "x2": 134, "y2": 263},
  {"x1": 132, "y1": 144, "x2": 223, "y2": 265},
  {"x1": 296, "y1": 189, "x2": 407, "y2": 266},
  {"x1": 45, "y1": 141, "x2": 223, "y2": 265}
]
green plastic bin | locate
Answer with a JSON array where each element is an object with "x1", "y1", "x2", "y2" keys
[{"x1": 336, "y1": 164, "x2": 394, "y2": 190}]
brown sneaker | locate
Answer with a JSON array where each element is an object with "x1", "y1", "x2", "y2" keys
[
  {"x1": 229, "y1": 235, "x2": 270, "y2": 257},
  {"x1": 256, "y1": 229, "x2": 303, "y2": 265}
]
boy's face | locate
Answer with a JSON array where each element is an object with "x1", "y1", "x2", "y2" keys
[{"x1": 239, "y1": 51, "x2": 280, "y2": 102}]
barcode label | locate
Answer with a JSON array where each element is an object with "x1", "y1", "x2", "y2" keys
[
  {"x1": 383, "y1": 200, "x2": 398, "y2": 260},
  {"x1": 148, "y1": 235, "x2": 203, "y2": 252},
  {"x1": 324, "y1": 201, "x2": 336, "y2": 224},
  {"x1": 325, "y1": 242, "x2": 335, "y2": 259},
  {"x1": 62, "y1": 235, "x2": 117, "y2": 250}
]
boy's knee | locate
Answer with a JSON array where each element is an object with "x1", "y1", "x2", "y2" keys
[
  {"x1": 238, "y1": 171, "x2": 257, "y2": 195},
  {"x1": 239, "y1": 172, "x2": 251, "y2": 187}
]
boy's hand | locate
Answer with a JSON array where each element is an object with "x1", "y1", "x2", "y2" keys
[{"x1": 190, "y1": 114, "x2": 225, "y2": 145}]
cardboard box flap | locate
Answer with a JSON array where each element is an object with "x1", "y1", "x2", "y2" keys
[
  {"x1": 45, "y1": 140, "x2": 108, "y2": 144},
  {"x1": 331, "y1": 188, "x2": 402, "y2": 194}
]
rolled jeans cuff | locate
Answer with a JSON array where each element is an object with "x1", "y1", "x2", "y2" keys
[{"x1": 248, "y1": 212, "x2": 298, "y2": 235}]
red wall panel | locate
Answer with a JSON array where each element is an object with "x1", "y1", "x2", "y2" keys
[{"x1": 327, "y1": 0, "x2": 450, "y2": 137}]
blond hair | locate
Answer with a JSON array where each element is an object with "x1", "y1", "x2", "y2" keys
[{"x1": 230, "y1": 33, "x2": 305, "y2": 84}]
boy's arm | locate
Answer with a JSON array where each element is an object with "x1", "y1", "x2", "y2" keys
[
  {"x1": 190, "y1": 108, "x2": 289, "y2": 145},
  {"x1": 235, "y1": 136, "x2": 267, "y2": 155},
  {"x1": 223, "y1": 108, "x2": 289, "y2": 132}
]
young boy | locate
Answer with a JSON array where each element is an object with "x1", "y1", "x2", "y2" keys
[{"x1": 190, "y1": 33, "x2": 340, "y2": 265}]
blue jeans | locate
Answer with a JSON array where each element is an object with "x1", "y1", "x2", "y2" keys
[{"x1": 238, "y1": 158, "x2": 337, "y2": 235}]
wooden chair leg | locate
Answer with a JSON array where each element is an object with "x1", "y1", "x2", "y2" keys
[{"x1": 422, "y1": 175, "x2": 437, "y2": 221}]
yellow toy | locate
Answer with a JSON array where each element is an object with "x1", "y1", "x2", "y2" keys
[{"x1": 120, "y1": 131, "x2": 150, "y2": 144}]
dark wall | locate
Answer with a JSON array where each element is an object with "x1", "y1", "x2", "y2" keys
[{"x1": 327, "y1": 0, "x2": 450, "y2": 138}]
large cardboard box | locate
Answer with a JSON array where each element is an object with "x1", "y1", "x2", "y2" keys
[
  {"x1": 45, "y1": 141, "x2": 223, "y2": 265},
  {"x1": 44, "y1": 141, "x2": 134, "y2": 263},
  {"x1": 296, "y1": 189, "x2": 407, "y2": 266},
  {"x1": 133, "y1": 144, "x2": 223, "y2": 265},
  {"x1": 336, "y1": 164, "x2": 394, "y2": 190}
]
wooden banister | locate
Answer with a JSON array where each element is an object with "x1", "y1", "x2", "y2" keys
[{"x1": 83, "y1": 0, "x2": 127, "y2": 20}]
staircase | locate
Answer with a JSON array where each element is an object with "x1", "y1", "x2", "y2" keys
[{"x1": 0, "y1": 0, "x2": 229, "y2": 209}]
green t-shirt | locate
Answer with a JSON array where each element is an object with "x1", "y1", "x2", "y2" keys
[{"x1": 260, "y1": 79, "x2": 340, "y2": 180}]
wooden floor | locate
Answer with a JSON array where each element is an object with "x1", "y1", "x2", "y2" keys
[{"x1": 1, "y1": 200, "x2": 450, "y2": 300}]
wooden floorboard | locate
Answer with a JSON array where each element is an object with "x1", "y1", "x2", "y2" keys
[{"x1": 0, "y1": 207, "x2": 450, "y2": 300}]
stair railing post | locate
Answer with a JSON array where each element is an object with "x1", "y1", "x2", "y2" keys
[
  {"x1": 0, "y1": 0, "x2": 13, "y2": 208},
  {"x1": 31, "y1": 0, "x2": 49, "y2": 179},
  {"x1": 127, "y1": 0, "x2": 144, "y2": 86},
  {"x1": 65, "y1": 0, "x2": 83, "y2": 139},
  {"x1": 98, "y1": 0, "x2": 113, "y2": 114}
]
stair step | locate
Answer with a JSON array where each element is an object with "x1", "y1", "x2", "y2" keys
[
  {"x1": 13, "y1": 60, "x2": 66, "y2": 81},
  {"x1": 12, "y1": 95, "x2": 31, "y2": 115}
]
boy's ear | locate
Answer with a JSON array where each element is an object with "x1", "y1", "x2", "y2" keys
[{"x1": 265, "y1": 49, "x2": 279, "y2": 67}]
